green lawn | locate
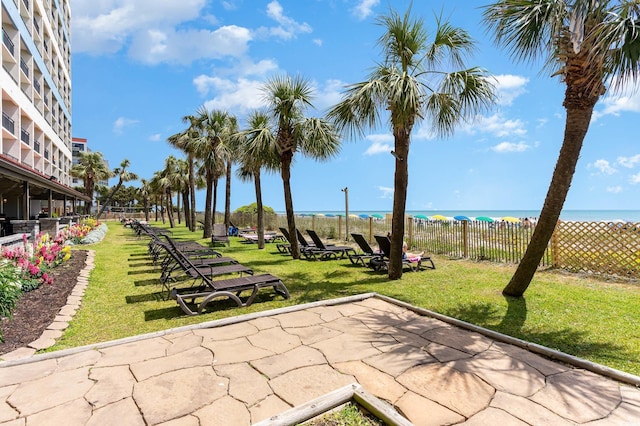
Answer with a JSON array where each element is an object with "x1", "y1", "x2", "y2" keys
[{"x1": 52, "y1": 221, "x2": 640, "y2": 376}]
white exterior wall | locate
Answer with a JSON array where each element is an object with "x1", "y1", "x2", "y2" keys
[{"x1": 1, "y1": 0, "x2": 72, "y2": 185}]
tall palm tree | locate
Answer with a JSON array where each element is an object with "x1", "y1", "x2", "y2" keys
[
  {"x1": 70, "y1": 151, "x2": 111, "y2": 215},
  {"x1": 328, "y1": 7, "x2": 495, "y2": 278},
  {"x1": 168, "y1": 115, "x2": 200, "y2": 231},
  {"x1": 224, "y1": 115, "x2": 240, "y2": 231},
  {"x1": 96, "y1": 159, "x2": 138, "y2": 220},
  {"x1": 483, "y1": 0, "x2": 640, "y2": 297},
  {"x1": 192, "y1": 107, "x2": 233, "y2": 238},
  {"x1": 262, "y1": 74, "x2": 342, "y2": 259},
  {"x1": 138, "y1": 178, "x2": 151, "y2": 222},
  {"x1": 236, "y1": 110, "x2": 280, "y2": 249}
]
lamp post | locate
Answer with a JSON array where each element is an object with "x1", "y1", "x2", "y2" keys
[{"x1": 342, "y1": 187, "x2": 349, "y2": 241}]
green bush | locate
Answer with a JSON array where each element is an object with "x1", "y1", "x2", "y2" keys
[{"x1": 0, "y1": 261, "x2": 23, "y2": 319}]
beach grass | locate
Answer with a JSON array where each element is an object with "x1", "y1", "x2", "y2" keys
[{"x1": 51, "y1": 221, "x2": 640, "y2": 376}]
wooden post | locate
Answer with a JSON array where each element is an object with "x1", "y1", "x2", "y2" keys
[
  {"x1": 463, "y1": 220, "x2": 468, "y2": 258},
  {"x1": 338, "y1": 215, "x2": 343, "y2": 240}
]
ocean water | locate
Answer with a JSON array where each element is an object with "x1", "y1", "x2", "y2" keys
[{"x1": 292, "y1": 210, "x2": 640, "y2": 222}]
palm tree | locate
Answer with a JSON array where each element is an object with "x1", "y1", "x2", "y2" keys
[
  {"x1": 483, "y1": 0, "x2": 640, "y2": 297},
  {"x1": 192, "y1": 107, "x2": 233, "y2": 238},
  {"x1": 96, "y1": 159, "x2": 138, "y2": 220},
  {"x1": 224, "y1": 116, "x2": 240, "y2": 231},
  {"x1": 138, "y1": 178, "x2": 151, "y2": 222},
  {"x1": 70, "y1": 151, "x2": 111, "y2": 215},
  {"x1": 236, "y1": 110, "x2": 280, "y2": 249},
  {"x1": 167, "y1": 115, "x2": 200, "y2": 231},
  {"x1": 262, "y1": 74, "x2": 342, "y2": 259},
  {"x1": 328, "y1": 7, "x2": 495, "y2": 278}
]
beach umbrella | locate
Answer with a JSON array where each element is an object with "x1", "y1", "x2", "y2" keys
[
  {"x1": 335, "y1": 213, "x2": 344, "y2": 217},
  {"x1": 349, "y1": 214, "x2": 359, "y2": 219},
  {"x1": 371, "y1": 213, "x2": 384, "y2": 219},
  {"x1": 475, "y1": 216, "x2": 494, "y2": 222},
  {"x1": 325, "y1": 213, "x2": 335, "y2": 218},
  {"x1": 414, "y1": 214, "x2": 429, "y2": 220},
  {"x1": 359, "y1": 214, "x2": 370, "y2": 219},
  {"x1": 431, "y1": 214, "x2": 448, "y2": 221},
  {"x1": 454, "y1": 215, "x2": 471, "y2": 222},
  {"x1": 314, "y1": 213, "x2": 325, "y2": 217},
  {"x1": 501, "y1": 216, "x2": 521, "y2": 223}
]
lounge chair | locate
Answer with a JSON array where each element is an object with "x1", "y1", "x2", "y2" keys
[
  {"x1": 296, "y1": 228, "x2": 319, "y2": 255},
  {"x1": 348, "y1": 233, "x2": 382, "y2": 266},
  {"x1": 372, "y1": 235, "x2": 435, "y2": 271},
  {"x1": 211, "y1": 223, "x2": 230, "y2": 247},
  {"x1": 167, "y1": 247, "x2": 289, "y2": 315},
  {"x1": 160, "y1": 240, "x2": 253, "y2": 296},
  {"x1": 304, "y1": 229, "x2": 356, "y2": 260},
  {"x1": 276, "y1": 227, "x2": 292, "y2": 253}
]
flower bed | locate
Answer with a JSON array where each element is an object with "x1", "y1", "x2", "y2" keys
[{"x1": 0, "y1": 218, "x2": 105, "y2": 337}]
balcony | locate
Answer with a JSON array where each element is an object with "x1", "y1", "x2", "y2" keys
[
  {"x1": 33, "y1": 17, "x2": 40, "y2": 34},
  {"x1": 34, "y1": 141, "x2": 40, "y2": 153},
  {"x1": 22, "y1": 0, "x2": 29, "y2": 11},
  {"x1": 44, "y1": 149, "x2": 49, "y2": 160},
  {"x1": 33, "y1": 78, "x2": 40, "y2": 93},
  {"x1": 20, "y1": 128, "x2": 29, "y2": 144},
  {"x1": 3, "y1": 29, "x2": 14, "y2": 56},
  {"x1": 20, "y1": 58, "x2": 29, "y2": 77},
  {"x1": 2, "y1": 113, "x2": 15, "y2": 134}
]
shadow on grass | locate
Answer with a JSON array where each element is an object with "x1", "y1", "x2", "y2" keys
[
  {"x1": 128, "y1": 252, "x2": 149, "y2": 258},
  {"x1": 128, "y1": 261, "x2": 155, "y2": 268},
  {"x1": 126, "y1": 291, "x2": 166, "y2": 304},
  {"x1": 127, "y1": 269, "x2": 157, "y2": 275},
  {"x1": 134, "y1": 278, "x2": 162, "y2": 286},
  {"x1": 442, "y1": 299, "x2": 629, "y2": 365}
]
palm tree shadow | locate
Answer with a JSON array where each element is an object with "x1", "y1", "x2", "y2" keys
[{"x1": 499, "y1": 295, "x2": 527, "y2": 331}]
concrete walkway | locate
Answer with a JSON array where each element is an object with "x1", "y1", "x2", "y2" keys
[{"x1": 1, "y1": 294, "x2": 639, "y2": 425}]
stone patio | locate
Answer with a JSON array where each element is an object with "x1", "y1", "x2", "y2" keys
[{"x1": 1, "y1": 294, "x2": 639, "y2": 425}]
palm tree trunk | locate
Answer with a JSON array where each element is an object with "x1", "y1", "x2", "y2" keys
[
  {"x1": 182, "y1": 191, "x2": 191, "y2": 230},
  {"x1": 203, "y1": 169, "x2": 213, "y2": 239},
  {"x1": 281, "y1": 152, "x2": 299, "y2": 259},
  {"x1": 388, "y1": 133, "x2": 410, "y2": 280},
  {"x1": 166, "y1": 189, "x2": 175, "y2": 228},
  {"x1": 254, "y1": 170, "x2": 265, "y2": 249},
  {"x1": 96, "y1": 181, "x2": 123, "y2": 220},
  {"x1": 175, "y1": 191, "x2": 182, "y2": 225},
  {"x1": 189, "y1": 153, "x2": 197, "y2": 232},
  {"x1": 225, "y1": 160, "x2": 232, "y2": 229},
  {"x1": 212, "y1": 179, "x2": 219, "y2": 227},
  {"x1": 503, "y1": 105, "x2": 594, "y2": 297},
  {"x1": 144, "y1": 197, "x2": 150, "y2": 222}
]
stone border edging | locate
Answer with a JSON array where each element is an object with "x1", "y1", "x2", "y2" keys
[{"x1": 0, "y1": 250, "x2": 96, "y2": 362}]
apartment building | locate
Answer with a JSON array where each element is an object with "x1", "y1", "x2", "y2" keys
[
  {"x1": 72, "y1": 136, "x2": 109, "y2": 187},
  {"x1": 0, "y1": 0, "x2": 87, "y2": 222}
]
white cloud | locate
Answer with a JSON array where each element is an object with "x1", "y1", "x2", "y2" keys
[
  {"x1": 378, "y1": 186, "x2": 393, "y2": 199},
  {"x1": 494, "y1": 74, "x2": 529, "y2": 106},
  {"x1": 588, "y1": 159, "x2": 617, "y2": 175},
  {"x1": 352, "y1": 0, "x2": 380, "y2": 20},
  {"x1": 113, "y1": 117, "x2": 139, "y2": 134},
  {"x1": 202, "y1": 78, "x2": 266, "y2": 115},
  {"x1": 593, "y1": 79, "x2": 640, "y2": 120},
  {"x1": 630, "y1": 172, "x2": 640, "y2": 185},
  {"x1": 363, "y1": 134, "x2": 393, "y2": 156},
  {"x1": 264, "y1": 1, "x2": 312, "y2": 40},
  {"x1": 313, "y1": 38, "x2": 323, "y2": 47},
  {"x1": 468, "y1": 113, "x2": 527, "y2": 137},
  {"x1": 148, "y1": 133, "x2": 161, "y2": 141},
  {"x1": 617, "y1": 154, "x2": 640, "y2": 169},
  {"x1": 490, "y1": 141, "x2": 532, "y2": 153},
  {"x1": 607, "y1": 186, "x2": 623, "y2": 193}
]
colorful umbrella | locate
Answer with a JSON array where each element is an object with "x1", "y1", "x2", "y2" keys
[
  {"x1": 371, "y1": 213, "x2": 384, "y2": 219},
  {"x1": 359, "y1": 214, "x2": 370, "y2": 219},
  {"x1": 325, "y1": 213, "x2": 335, "y2": 218},
  {"x1": 349, "y1": 214, "x2": 359, "y2": 219},
  {"x1": 475, "y1": 216, "x2": 494, "y2": 222},
  {"x1": 501, "y1": 216, "x2": 521, "y2": 223},
  {"x1": 314, "y1": 213, "x2": 325, "y2": 217},
  {"x1": 454, "y1": 215, "x2": 471, "y2": 222},
  {"x1": 414, "y1": 214, "x2": 429, "y2": 220},
  {"x1": 431, "y1": 214, "x2": 449, "y2": 221}
]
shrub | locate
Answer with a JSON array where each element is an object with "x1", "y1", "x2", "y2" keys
[{"x1": 0, "y1": 261, "x2": 23, "y2": 318}]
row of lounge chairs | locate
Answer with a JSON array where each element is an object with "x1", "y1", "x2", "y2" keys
[
  {"x1": 275, "y1": 226, "x2": 435, "y2": 271},
  {"x1": 133, "y1": 222, "x2": 290, "y2": 315}
]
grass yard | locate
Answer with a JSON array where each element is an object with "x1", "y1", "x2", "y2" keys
[{"x1": 51, "y1": 221, "x2": 640, "y2": 376}]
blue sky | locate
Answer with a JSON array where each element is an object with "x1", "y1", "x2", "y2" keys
[{"x1": 69, "y1": 0, "x2": 640, "y2": 213}]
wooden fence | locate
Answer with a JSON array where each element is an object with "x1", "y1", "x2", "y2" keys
[{"x1": 237, "y1": 213, "x2": 637, "y2": 279}]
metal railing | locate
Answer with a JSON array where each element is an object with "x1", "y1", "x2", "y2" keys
[
  {"x1": 2, "y1": 112, "x2": 15, "y2": 134},
  {"x1": 20, "y1": 128, "x2": 29, "y2": 144},
  {"x1": 3, "y1": 29, "x2": 14, "y2": 55},
  {"x1": 20, "y1": 57, "x2": 29, "y2": 77}
]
